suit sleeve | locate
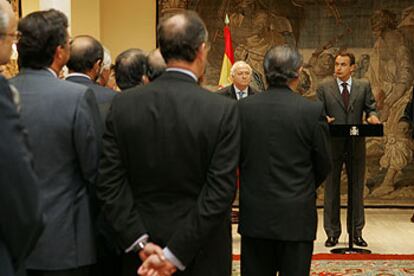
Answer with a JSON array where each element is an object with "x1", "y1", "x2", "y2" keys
[
  {"x1": 166, "y1": 101, "x2": 240, "y2": 266},
  {"x1": 73, "y1": 88, "x2": 101, "y2": 211},
  {"x1": 363, "y1": 81, "x2": 378, "y2": 119},
  {"x1": 0, "y1": 77, "x2": 43, "y2": 270},
  {"x1": 311, "y1": 105, "x2": 332, "y2": 187},
  {"x1": 96, "y1": 98, "x2": 148, "y2": 249}
]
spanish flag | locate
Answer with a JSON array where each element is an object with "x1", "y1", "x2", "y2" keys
[{"x1": 218, "y1": 14, "x2": 234, "y2": 88}]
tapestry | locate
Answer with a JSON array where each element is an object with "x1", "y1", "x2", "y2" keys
[{"x1": 157, "y1": 0, "x2": 414, "y2": 204}]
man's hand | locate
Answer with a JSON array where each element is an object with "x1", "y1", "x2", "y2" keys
[
  {"x1": 139, "y1": 242, "x2": 165, "y2": 262},
  {"x1": 326, "y1": 116, "x2": 335, "y2": 124},
  {"x1": 367, "y1": 115, "x2": 381, "y2": 125},
  {"x1": 137, "y1": 254, "x2": 176, "y2": 276}
]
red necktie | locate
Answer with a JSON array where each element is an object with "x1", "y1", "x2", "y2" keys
[{"x1": 341, "y1": 82, "x2": 349, "y2": 109}]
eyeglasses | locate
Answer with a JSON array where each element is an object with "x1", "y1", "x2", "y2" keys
[{"x1": 0, "y1": 31, "x2": 21, "y2": 42}]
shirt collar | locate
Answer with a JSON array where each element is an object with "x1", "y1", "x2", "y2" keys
[
  {"x1": 66, "y1": 72, "x2": 92, "y2": 80},
  {"x1": 46, "y1": 68, "x2": 58, "y2": 78},
  {"x1": 336, "y1": 76, "x2": 352, "y2": 87},
  {"x1": 166, "y1": 67, "x2": 198, "y2": 82},
  {"x1": 233, "y1": 85, "x2": 248, "y2": 94}
]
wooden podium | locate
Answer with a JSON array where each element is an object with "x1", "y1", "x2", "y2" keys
[{"x1": 329, "y1": 124, "x2": 383, "y2": 254}]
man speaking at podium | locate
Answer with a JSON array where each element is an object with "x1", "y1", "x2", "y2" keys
[{"x1": 317, "y1": 52, "x2": 380, "y2": 248}]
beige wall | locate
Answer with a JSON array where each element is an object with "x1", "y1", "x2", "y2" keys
[
  {"x1": 22, "y1": 0, "x2": 39, "y2": 16},
  {"x1": 21, "y1": 0, "x2": 156, "y2": 59},
  {"x1": 100, "y1": 0, "x2": 156, "y2": 59},
  {"x1": 71, "y1": 0, "x2": 100, "y2": 39}
]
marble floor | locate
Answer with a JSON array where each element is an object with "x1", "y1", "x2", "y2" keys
[{"x1": 232, "y1": 208, "x2": 414, "y2": 255}]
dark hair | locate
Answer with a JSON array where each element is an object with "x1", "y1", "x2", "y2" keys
[
  {"x1": 114, "y1": 48, "x2": 147, "y2": 90},
  {"x1": 146, "y1": 49, "x2": 166, "y2": 81},
  {"x1": 263, "y1": 45, "x2": 303, "y2": 87},
  {"x1": 17, "y1": 9, "x2": 68, "y2": 69},
  {"x1": 67, "y1": 35, "x2": 103, "y2": 73},
  {"x1": 335, "y1": 52, "x2": 356, "y2": 65},
  {"x1": 157, "y1": 10, "x2": 208, "y2": 63}
]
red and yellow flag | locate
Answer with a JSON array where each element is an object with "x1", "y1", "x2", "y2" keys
[{"x1": 218, "y1": 14, "x2": 234, "y2": 88}]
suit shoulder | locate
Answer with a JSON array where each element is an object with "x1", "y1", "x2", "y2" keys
[{"x1": 354, "y1": 78, "x2": 370, "y2": 87}]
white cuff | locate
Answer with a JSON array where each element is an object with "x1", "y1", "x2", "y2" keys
[
  {"x1": 163, "y1": 247, "x2": 185, "y2": 271},
  {"x1": 125, "y1": 234, "x2": 149, "y2": 253}
]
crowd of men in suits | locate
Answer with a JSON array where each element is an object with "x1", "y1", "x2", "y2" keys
[{"x1": 4, "y1": 0, "x2": 414, "y2": 276}]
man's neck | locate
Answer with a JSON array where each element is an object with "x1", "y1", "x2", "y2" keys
[
  {"x1": 233, "y1": 84, "x2": 248, "y2": 92},
  {"x1": 337, "y1": 76, "x2": 351, "y2": 83},
  {"x1": 167, "y1": 60, "x2": 200, "y2": 79}
]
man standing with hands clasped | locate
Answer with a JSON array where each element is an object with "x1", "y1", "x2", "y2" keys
[
  {"x1": 317, "y1": 52, "x2": 380, "y2": 248},
  {"x1": 97, "y1": 10, "x2": 239, "y2": 276}
]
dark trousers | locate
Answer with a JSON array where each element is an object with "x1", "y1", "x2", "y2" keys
[
  {"x1": 324, "y1": 138, "x2": 365, "y2": 238},
  {"x1": 241, "y1": 236, "x2": 313, "y2": 276},
  {"x1": 27, "y1": 266, "x2": 91, "y2": 276}
]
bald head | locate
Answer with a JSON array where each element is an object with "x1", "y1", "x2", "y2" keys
[
  {"x1": 67, "y1": 35, "x2": 103, "y2": 78},
  {"x1": 0, "y1": 0, "x2": 17, "y2": 65},
  {"x1": 157, "y1": 10, "x2": 207, "y2": 63},
  {"x1": 147, "y1": 48, "x2": 166, "y2": 81}
]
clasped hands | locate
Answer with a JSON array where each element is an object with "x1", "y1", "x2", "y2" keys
[{"x1": 137, "y1": 243, "x2": 177, "y2": 276}]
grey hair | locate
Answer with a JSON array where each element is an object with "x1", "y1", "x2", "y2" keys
[
  {"x1": 230, "y1": 60, "x2": 252, "y2": 77},
  {"x1": 101, "y1": 46, "x2": 112, "y2": 70},
  {"x1": 263, "y1": 45, "x2": 303, "y2": 87}
]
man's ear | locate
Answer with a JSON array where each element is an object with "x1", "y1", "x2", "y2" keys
[
  {"x1": 350, "y1": 64, "x2": 356, "y2": 73},
  {"x1": 93, "y1": 59, "x2": 102, "y2": 73}
]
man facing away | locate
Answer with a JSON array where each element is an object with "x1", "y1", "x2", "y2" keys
[
  {"x1": 317, "y1": 52, "x2": 380, "y2": 248},
  {"x1": 66, "y1": 35, "x2": 116, "y2": 124},
  {"x1": 97, "y1": 10, "x2": 239, "y2": 276},
  {"x1": 238, "y1": 45, "x2": 331, "y2": 276},
  {"x1": 65, "y1": 35, "x2": 119, "y2": 276},
  {"x1": 114, "y1": 48, "x2": 148, "y2": 91},
  {"x1": 0, "y1": 1, "x2": 43, "y2": 275},
  {"x1": 217, "y1": 60, "x2": 258, "y2": 100},
  {"x1": 11, "y1": 9, "x2": 102, "y2": 276}
]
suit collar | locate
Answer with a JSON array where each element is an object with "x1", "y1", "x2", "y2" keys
[
  {"x1": 19, "y1": 68, "x2": 57, "y2": 78},
  {"x1": 166, "y1": 68, "x2": 198, "y2": 82},
  {"x1": 66, "y1": 73, "x2": 93, "y2": 84},
  {"x1": 231, "y1": 84, "x2": 254, "y2": 99},
  {"x1": 330, "y1": 77, "x2": 359, "y2": 112},
  {"x1": 329, "y1": 77, "x2": 347, "y2": 111},
  {"x1": 158, "y1": 70, "x2": 198, "y2": 84},
  {"x1": 267, "y1": 85, "x2": 293, "y2": 93}
]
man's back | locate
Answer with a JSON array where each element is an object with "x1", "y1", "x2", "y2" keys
[
  {"x1": 238, "y1": 86, "x2": 331, "y2": 241},
  {"x1": 11, "y1": 68, "x2": 100, "y2": 270},
  {"x1": 98, "y1": 70, "x2": 239, "y2": 271},
  {"x1": 66, "y1": 75, "x2": 116, "y2": 123}
]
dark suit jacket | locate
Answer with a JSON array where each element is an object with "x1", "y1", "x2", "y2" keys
[
  {"x1": 238, "y1": 85, "x2": 331, "y2": 241},
  {"x1": 97, "y1": 71, "x2": 240, "y2": 271},
  {"x1": 10, "y1": 69, "x2": 102, "y2": 270},
  {"x1": 217, "y1": 84, "x2": 258, "y2": 100},
  {"x1": 66, "y1": 74, "x2": 116, "y2": 124},
  {"x1": 316, "y1": 76, "x2": 377, "y2": 158},
  {"x1": 0, "y1": 76, "x2": 43, "y2": 275}
]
